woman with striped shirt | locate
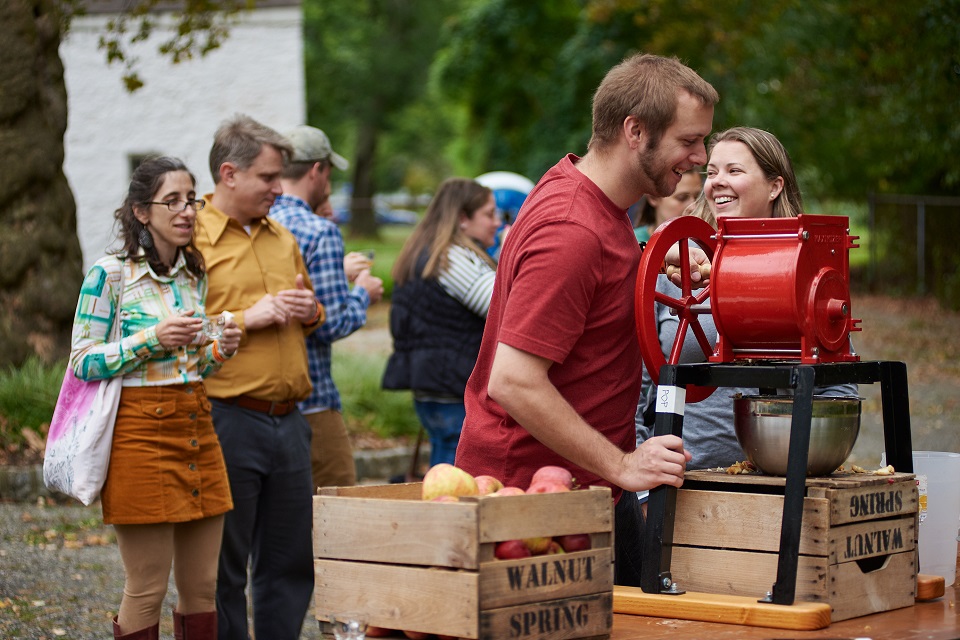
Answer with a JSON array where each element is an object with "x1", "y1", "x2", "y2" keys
[
  {"x1": 70, "y1": 157, "x2": 240, "y2": 639},
  {"x1": 383, "y1": 178, "x2": 499, "y2": 468}
]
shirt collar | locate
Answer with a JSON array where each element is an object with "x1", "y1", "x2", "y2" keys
[
  {"x1": 127, "y1": 248, "x2": 191, "y2": 283},
  {"x1": 199, "y1": 193, "x2": 283, "y2": 244},
  {"x1": 272, "y1": 193, "x2": 311, "y2": 211}
]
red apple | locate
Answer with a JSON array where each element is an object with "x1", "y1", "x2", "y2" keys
[
  {"x1": 555, "y1": 533, "x2": 592, "y2": 552},
  {"x1": 474, "y1": 475, "x2": 504, "y2": 495},
  {"x1": 530, "y1": 465, "x2": 575, "y2": 489},
  {"x1": 495, "y1": 539, "x2": 532, "y2": 560},
  {"x1": 421, "y1": 463, "x2": 479, "y2": 501},
  {"x1": 365, "y1": 626, "x2": 395, "y2": 637},
  {"x1": 489, "y1": 486, "x2": 525, "y2": 497},
  {"x1": 523, "y1": 536, "x2": 553, "y2": 555},
  {"x1": 526, "y1": 482, "x2": 571, "y2": 494}
]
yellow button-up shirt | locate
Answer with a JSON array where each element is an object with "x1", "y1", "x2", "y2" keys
[{"x1": 194, "y1": 196, "x2": 319, "y2": 402}]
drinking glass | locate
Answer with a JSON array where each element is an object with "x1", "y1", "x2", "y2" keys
[
  {"x1": 201, "y1": 315, "x2": 225, "y2": 341},
  {"x1": 329, "y1": 613, "x2": 367, "y2": 640}
]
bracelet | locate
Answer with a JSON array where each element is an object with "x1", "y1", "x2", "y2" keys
[
  {"x1": 308, "y1": 299, "x2": 325, "y2": 326},
  {"x1": 213, "y1": 340, "x2": 234, "y2": 362}
]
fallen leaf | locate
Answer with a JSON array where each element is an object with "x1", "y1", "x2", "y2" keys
[{"x1": 21, "y1": 427, "x2": 46, "y2": 453}]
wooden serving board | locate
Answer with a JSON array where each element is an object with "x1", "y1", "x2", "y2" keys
[{"x1": 612, "y1": 586, "x2": 832, "y2": 630}]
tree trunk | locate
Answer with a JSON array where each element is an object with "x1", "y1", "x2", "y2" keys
[
  {"x1": 349, "y1": 120, "x2": 380, "y2": 239},
  {"x1": 0, "y1": 0, "x2": 83, "y2": 368}
]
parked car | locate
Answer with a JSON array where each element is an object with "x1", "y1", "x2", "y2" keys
[{"x1": 331, "y1": 206, "x2": 418, "y2": 226}]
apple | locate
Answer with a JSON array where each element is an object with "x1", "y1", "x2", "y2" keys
[
  {"x1": 530, "y1": 465, "x2": 575, "y2": 489},
  {"x1": 421, "y1": 463, "x2": 479, "y2": 501},
  {"x1": 545, "y1": 540, "x2": 566, "y2": 555},
  {"x1": 402, "y1": 631, "x2": 432, "y2": 639},
  {"x1": 490, "y1": 486, "x2": 525, "y2": 497},
  {"x1": 430, "y1": 495, "x2": 459, "y2": 503},
  {"x1": 526, "y1": 482, "x2": 571, "y2": 494},
  {"x1": 474, "y1": 475, "x2": 504, "y2": 495},
  {"x1": 495, "y1": 539, "x2": 532, "y2": 560},
  {"x1": 523, "y1": 536, "x2": 553, "y2": 555},
  {"x1": 555, "y1": 533, "x2": 592, "y2": 552},
  {"x1": 365, "y1": 626, "x2": 395, "y2": 637}
]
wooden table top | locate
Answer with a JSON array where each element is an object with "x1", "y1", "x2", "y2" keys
[{"x1": 610, "y1": 585, "x2": 958, "y2": 639}]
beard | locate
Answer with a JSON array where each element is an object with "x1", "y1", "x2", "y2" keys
[{"x1": 637, "y1": 137, "x2": 679, "y2": 198}]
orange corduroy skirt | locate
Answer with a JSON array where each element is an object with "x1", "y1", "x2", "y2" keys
[{"x1": 101, "y1": 382, "x2": 233, "y2": 525}]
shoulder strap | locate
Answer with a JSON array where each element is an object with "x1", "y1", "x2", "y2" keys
[{"x1": 108, "y1": 256, "x2": 127, "y2": 342}]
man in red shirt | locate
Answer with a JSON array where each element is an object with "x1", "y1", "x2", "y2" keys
[{"x1": 456, "y1": 53, "x2": 718, "y2": 586}]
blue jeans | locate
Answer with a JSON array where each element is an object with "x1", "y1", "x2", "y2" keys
[{"x1": 413, "y1": 400, "x2": 465, "y2": 468}]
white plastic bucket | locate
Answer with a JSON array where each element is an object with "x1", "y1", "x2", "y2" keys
[{"x1": 911, "y1": 451, "x2": 960, "y2": 585}]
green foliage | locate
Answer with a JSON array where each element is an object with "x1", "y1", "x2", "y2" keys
[
  {"x1": 303, "y1": 0, "x2": 459, "y2": 233},
  {"x1": 91, "y1": 0, "x2": 245, "y2": 92},
  {"x1": 0, "y1": 358, "x2": 63, "y2": 445}
]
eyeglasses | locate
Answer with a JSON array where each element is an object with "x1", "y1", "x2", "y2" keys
[{"x1": 144, "y1": 199, "x2": 206, "y2": 212}]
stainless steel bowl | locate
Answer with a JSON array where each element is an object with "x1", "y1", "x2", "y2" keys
[{"x1": 732, "y1": 395, "x2": 862, "y2": 476}]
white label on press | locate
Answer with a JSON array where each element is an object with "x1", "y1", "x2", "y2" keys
[
  {"x1": 655, "y1": 385, "x2": 686, "y2": 416},
  {"x1": 917, "y1": 474, "x2": 928, "y2": 525}
]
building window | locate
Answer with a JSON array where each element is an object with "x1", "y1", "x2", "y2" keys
[{"x1": 129, "y1": 153, "x2": 160, "y2": 177}]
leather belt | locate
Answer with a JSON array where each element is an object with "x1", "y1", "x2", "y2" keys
[{"x1": 222, "y1": 395, "x2": 297, "y2": 417}]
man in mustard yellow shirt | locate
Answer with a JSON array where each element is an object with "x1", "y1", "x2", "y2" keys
[{"x1": 194, "y1": 115, "x2": 325, "y2": 640}]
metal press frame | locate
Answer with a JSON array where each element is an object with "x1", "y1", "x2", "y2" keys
[{"x1": 639, "y1": 360, "x2": 913, "y2": 605}]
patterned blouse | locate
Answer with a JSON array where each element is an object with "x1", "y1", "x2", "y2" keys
[{"x1": 71, "y1": 252, "x2": 229, "y2": 386}]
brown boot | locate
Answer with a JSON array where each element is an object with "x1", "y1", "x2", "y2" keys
[
  {"x1": 112, "y1": 616, "x2": 159, "y2": 639},
  {"x1": 173, "y1": 610, "x2": 218, "y2": 640}
]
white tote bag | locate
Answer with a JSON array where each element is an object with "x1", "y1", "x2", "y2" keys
[{"x1": 43, "y1": 259, "x2": 125, "y2": 505}]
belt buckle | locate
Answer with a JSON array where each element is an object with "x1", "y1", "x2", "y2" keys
[{"x1": 268, "y1": 400, "x2": 278, "y2": 416}]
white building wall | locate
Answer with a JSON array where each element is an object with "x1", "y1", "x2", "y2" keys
[{"x1": 61, "y1": 6, "x2": 305, "y2": 269}]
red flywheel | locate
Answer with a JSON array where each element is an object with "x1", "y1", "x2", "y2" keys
[{"x1": 635, "y1": 216, "x2": 718, "y2": 403}]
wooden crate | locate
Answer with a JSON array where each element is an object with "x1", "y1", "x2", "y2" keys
[
  {"x1": 313, "y1": 483, "x2": 615, "y2": 639},
  {"x1": 666, "y1": 471, "x2": 919, "y2": 621}
]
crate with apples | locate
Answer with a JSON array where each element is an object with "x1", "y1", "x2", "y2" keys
[{"x1": 313, "y1": 464, "x2": 614, "y2": 640}]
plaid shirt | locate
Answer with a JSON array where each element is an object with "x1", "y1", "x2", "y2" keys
[
  {"x1": 270, "y1": 194, "x2": 370, "y2": 412},
  {"x1": 71, "y1": 253, "x2": 227, "y2": 386}
]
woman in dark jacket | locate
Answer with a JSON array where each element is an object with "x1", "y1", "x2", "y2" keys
[{"x1": 383, "y1": 178, "x2": 499, "y2": 467}]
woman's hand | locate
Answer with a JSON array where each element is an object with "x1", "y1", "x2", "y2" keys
[
  {"x1": 218, "y1": 318, "x2": 241, "y2": 356},
  {"x1": 155, "y1": 312, "x2": 203, "y2": 349}
]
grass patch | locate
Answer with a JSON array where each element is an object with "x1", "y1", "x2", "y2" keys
[
  {"x1": 0, "y1": 357, "x2": 63, "y2": 447},
  {"x1": 332, "y1": 349, "x2": 420, "y2": 439},
  {"x1": 343, "y1": 225, "x2": 414, "y2": 299},
  {"x1": 0, "y1": 347, "x2": 419, "y2": 456}
]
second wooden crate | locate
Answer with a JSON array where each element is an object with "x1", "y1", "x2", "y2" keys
[{"x1": 665, "y1": 470, "x2": 918, "y2": 621}]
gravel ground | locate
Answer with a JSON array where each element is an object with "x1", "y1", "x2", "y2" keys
[{"x1": 0, "y1": 501, "x2": 326, "y2": 640}]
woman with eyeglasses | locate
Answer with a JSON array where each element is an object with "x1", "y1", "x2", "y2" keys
[
  {"x1": 636, "y1": 127, "x2": 857, "y2": 472},
  {"x1": 69, "y1": 156, "x2": 240, "y2": 639}
]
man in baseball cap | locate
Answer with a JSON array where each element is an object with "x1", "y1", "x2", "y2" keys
[
  {"x1": 270, "y1": 125, "x2": 383, "y2": 500},
  {"x1": 284, "y1": 124, "x2": 350, "y2": 170}
]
